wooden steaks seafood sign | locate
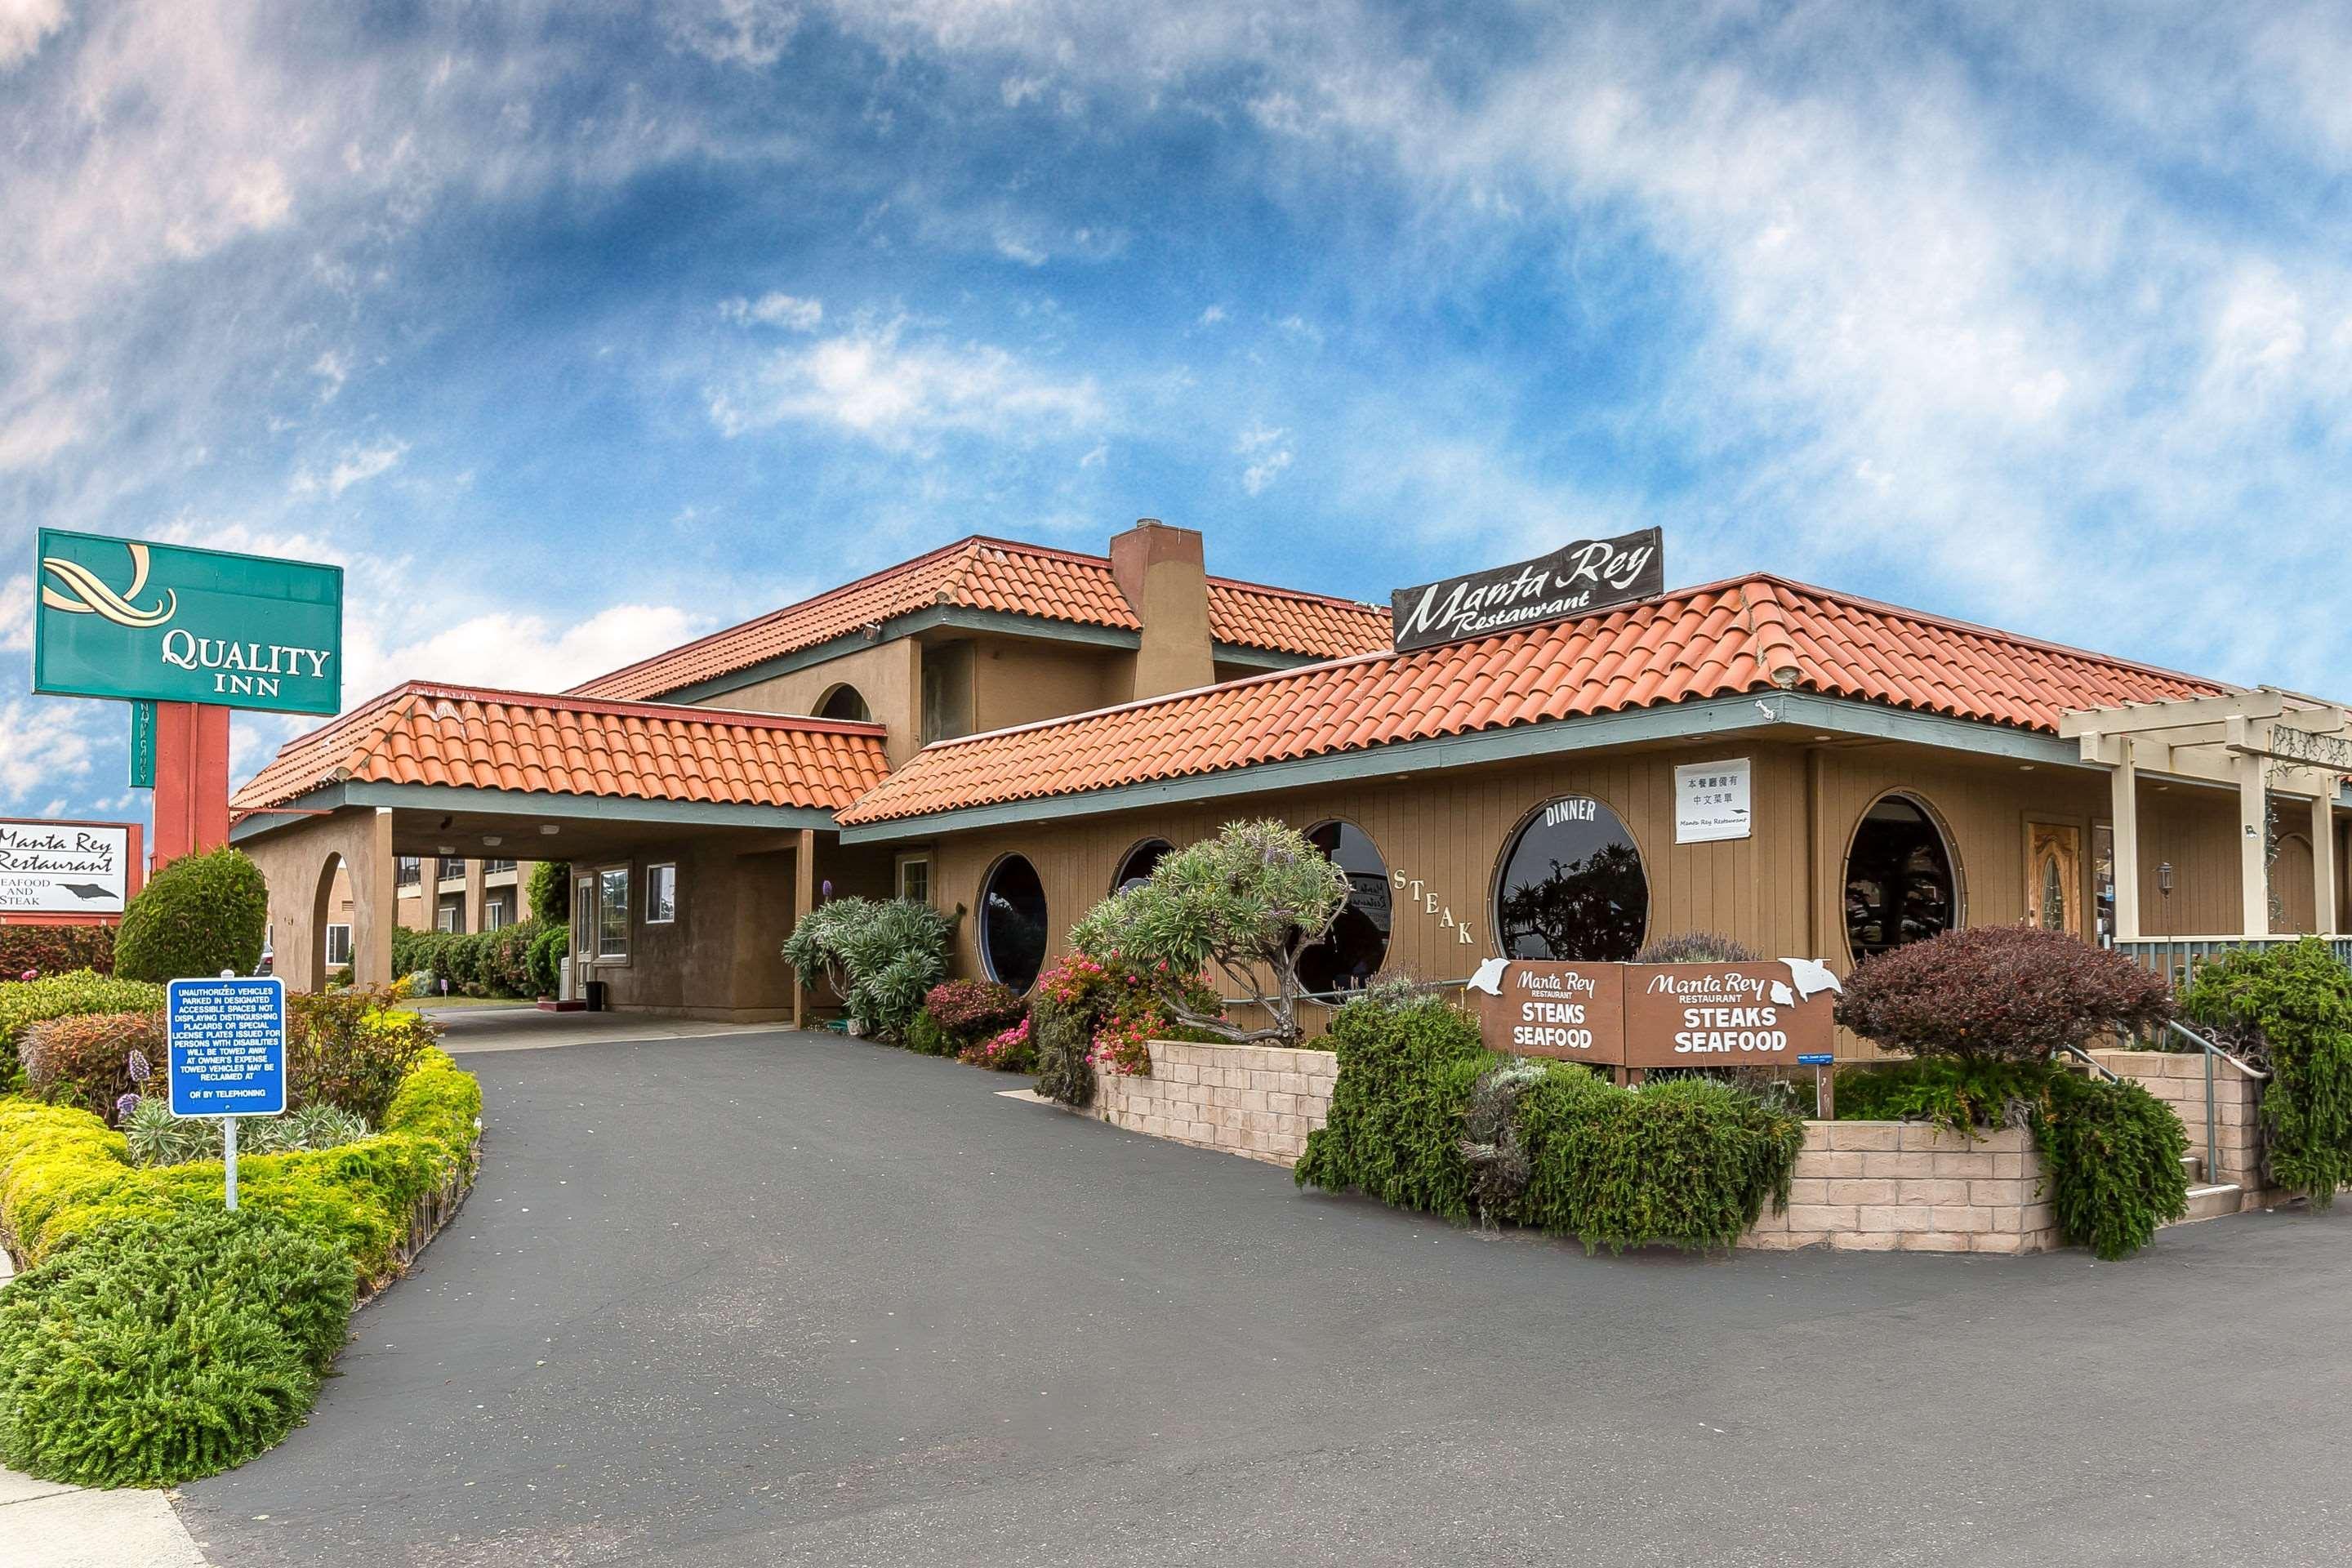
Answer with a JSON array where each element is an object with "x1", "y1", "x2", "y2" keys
[{"x1": 1468, "y1": 959, "x2": 1840, "y2": 1067}]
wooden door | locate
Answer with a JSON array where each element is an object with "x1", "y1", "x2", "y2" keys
[{"x1": 2026, "y1": 822, "x2": 2084, "y2": 937}]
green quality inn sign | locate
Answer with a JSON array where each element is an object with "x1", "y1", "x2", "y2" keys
[{"x1": 31, "y1": 529, "x2": 343, "y2": 716}]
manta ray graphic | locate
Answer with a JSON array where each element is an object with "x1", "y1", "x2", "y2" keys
[{"x1": 55, "y1": 884, "x2": 112, "y2": 901}]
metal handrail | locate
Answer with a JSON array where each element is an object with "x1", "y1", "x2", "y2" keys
[
  {"x1": 2049, "y1": 1042, "x2": 2122, "y2": 1083},
  {"x1": 2166, "y1": 1019, "x2": 2268, "y2": 1080}
]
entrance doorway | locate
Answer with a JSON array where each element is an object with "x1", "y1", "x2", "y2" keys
[{"x1": 2026, "y1": 822, "x2": 2084, "y2": 938}]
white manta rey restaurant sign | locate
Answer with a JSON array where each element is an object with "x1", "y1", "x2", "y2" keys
[
  {"x1": 0, "y1": 819, "x2": 138, "y2": 918},
  {"x1": 1390, "y1": 528, "x2": 1664, "y2": 653}
]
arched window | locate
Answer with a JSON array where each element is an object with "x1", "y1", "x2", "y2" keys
[
  {"x1": 1113, "y1": 838, "x2": 1174, "y2": 893},
  {"x1": 979, "y1": 854, "x2": 1049, "y2": 992},
  {"x1": 817, "y1": 684, "x2": 871, "y2": 723},
  {"x1": 1294, "y1": 821, "x2": 1391, "y2": 994},
  {"x1": 1844, "y1": 794, "x2": 1959, "y2": 960},
  {"x1": 1492, "y1": 796, "x2": 1649, "y2": 960}
]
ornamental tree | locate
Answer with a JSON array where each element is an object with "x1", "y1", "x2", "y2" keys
[
  {"x1": 1069, "y1": 818, "x2": 1349, "y2": 1044},
  {"x1": 1833, "y1": 923, "x2": 2174, "y2": 1065}
]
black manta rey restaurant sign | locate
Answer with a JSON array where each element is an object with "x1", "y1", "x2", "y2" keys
[{"x1": 1390, "y1": 528, "x2": 1664, "y2": 653}]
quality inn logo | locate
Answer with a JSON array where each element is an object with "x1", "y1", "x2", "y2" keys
[{"x1": 41, "y1": 541, "x2": 177, "y2": 629}]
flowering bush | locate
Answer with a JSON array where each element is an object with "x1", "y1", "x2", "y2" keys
[
  {"x1": 959, "y1": 1016, "x2": 1036, "y2": 1072},
  {"x1": 1087, "y1": 1007, "x2": 1160, "y2": 1076},
  {"x1": 923, "y1": 979, "x2": 1026, "y2": 1041}
]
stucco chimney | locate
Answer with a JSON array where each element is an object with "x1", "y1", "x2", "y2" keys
[{"x1": 1110, "y1": 519, "x2": 1215, "y2": 700}]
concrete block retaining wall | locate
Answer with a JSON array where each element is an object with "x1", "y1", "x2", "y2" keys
[
  {"x1": 1089, "y1": 1040, "x2": 1339, "y2": 1165},
  {"x1": 1741, "y1": 1120, "x2": 2063, "y2": 1254},
  {"x1": 2091, "y1": 1049, "x2": 2270, "y2": 1210}
]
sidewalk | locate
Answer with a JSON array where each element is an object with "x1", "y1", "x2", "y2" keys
[
  {"x1": 412, "y1": 1001, "x2": 799, "y2": 1054},
  {"x1": 0, "y1": 1252, "x2": 210, "y2": 1568}
]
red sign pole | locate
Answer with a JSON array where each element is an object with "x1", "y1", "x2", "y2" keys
[{"x1": 149, "y1": 702, "x2": 231, "y2": 869}]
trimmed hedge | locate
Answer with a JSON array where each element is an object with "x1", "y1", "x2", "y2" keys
[
  {"x1": 113, "y1": 846, "x2": 268, "y2": 983},
  {"x1": 0, "y1": 1207, "x2": 356, "y2": 1486},
  {"x1": 1295, "y1": 992, "x2": 1806, "y2": 1252},
  {"x1": 1835, "y1": 924, "x2": 2174, "y2": 1064},
  {"x1": 0, "y1": 972, "x2": 165, "y2": 1097},
  {"x1": 2, "y1": 1046, "x2": 480, "y2": 1281},
  {"x1": 0, "y1": 924, "x2": 114, "y2": 978},
  {"x1": 391, "y1": 920, "x2": 552, "y2": 1000}
]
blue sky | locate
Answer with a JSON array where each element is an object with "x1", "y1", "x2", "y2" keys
[{"x1": 3, "y1": 0, "x2": 2351, "y2": 825}]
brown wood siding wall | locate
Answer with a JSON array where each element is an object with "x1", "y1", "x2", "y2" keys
[{"x1": 909, "y1": 734, "x2": 2314, "y2": 1055}]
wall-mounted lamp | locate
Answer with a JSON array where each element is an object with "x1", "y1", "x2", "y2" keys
[
  {"x1": 539, "y1": 824, "x2": 560, "y2": 835},
  {"x1": 481, "y1": 835, "x2": 502, "y2": 848},
  {"x1": 2157, "y1": 862, "x2": 2174, "y2": 896}
]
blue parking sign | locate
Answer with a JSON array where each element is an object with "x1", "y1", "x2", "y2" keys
[{"x1": 167, "y1": 976, "x2": 287, "y2": 1117}]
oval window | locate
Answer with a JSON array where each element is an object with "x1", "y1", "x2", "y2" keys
[
  {"x1": 1492, "y1": 795, "x2": 1649, "y2": 960},
  {"x1": 1844, "y1": 794, "x2": 1959, "y2": 960},
  {"x1": 1294, "y1": 821, "x2": 1391, "y2": 995},
  {"x1": 978, "y1": 855, "x2": 1049, "y2": 992},
  {"x1": 1113, "y1": 838, "x2": 1174, "y2": 893}
]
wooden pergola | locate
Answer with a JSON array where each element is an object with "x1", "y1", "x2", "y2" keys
[{"x1": 2061, "y1": 688, "x2": 2352, "y2": 942}]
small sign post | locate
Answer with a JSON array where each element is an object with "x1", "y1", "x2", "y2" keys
[
  {"x1": 167, "y1": 973, "x2": 287, "y2": 1211},
  {"x1": 1798, "y1": 1051, "x2": 1836, "y2": 1120}
]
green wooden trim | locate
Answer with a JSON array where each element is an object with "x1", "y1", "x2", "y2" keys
[
  {"x1": 654, "y1": 608, "x2": 1142, "y2": 705},
  {"x1": 1209, "y1": 642, "x2": 1323, "y2": 672},
  {"x1": 840, "y1": 692, "x2": 2093, "y2": 843},
  {"x1": 228, "y1": 784, "x2": 350, "y2": 842}
]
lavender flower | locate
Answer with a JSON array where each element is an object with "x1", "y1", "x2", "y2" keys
[
  {"x1": 127, "y1": 1048, "x2": 152, "y2": 1084},
  {"x1": 114, "y1": 1093, "x2": 140, "y2": 1125}
]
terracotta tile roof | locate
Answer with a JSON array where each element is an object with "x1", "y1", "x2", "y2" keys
[
  {"x1": 570, "y1": 536, "x2": 1389, "y2": 701},
  {"x1": 837, "y1": 573, "x2": 2230, "y2": 826},
  {"x1": 231, "y1": 683, "x2": 891, "y2": 816}
]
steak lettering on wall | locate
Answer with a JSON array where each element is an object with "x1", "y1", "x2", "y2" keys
[{"x1": 1389, "y1": 528, "x2": 1666, "y2": 653}]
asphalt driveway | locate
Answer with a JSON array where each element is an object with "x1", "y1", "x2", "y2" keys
[{"x1": 178, "y1": 1031, "x2": 2352, "y2": 1567}]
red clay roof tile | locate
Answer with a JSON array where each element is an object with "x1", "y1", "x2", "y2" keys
[
  {"x1": 231, "y1": 683, "x2": 890, "y2": 817},
  {"x1": 835, "y1": 573, "x2": 2230, "y2": 826},
  {"x1": 568, "y1": 535, "x2": 1390, "y2": 702}
]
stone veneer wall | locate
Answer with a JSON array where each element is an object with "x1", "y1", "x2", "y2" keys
[
  {"x1": 1741, "y1": 1121, "x2": 2064, "y2": 1254},
  {"x1": 2091, "y1": 1048, "x2": 2267, "y2": 1210},
  {"x1": 1089, "y1": 1040, "x2": 1339, "y2": 1165}
]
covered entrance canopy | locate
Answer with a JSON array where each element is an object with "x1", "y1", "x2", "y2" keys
[
  {"x1": 2062, "y1": 687, "x2": 2352, "y2": 942},
  {"x1": 229, "y1": 682, "x2": 890, "y2": 1015}
]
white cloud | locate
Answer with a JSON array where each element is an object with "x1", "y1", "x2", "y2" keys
[
  {"x1": 0, "y1": 696, "x2": 96, "y2": 799},
  {"x1": 0, "y1": 573, "x2": 32, "y2": 653},
  {"x1": 666, "y1": 0, "x2": 800, "y2": 67},
  {"x1": 994, "y1": 232, "x2": 1049, "y2": 266},
  {"x1": 706, "y1": 316, "x2": 1104, "y2": 449},
  {"x1": 1236, "y1": 421, "x2": 1293, "y2": 495},
  {"x1": 379, "y1": 604, "x2": 712, "y2": 696},
  {"x1": 719, "y1": 292, "x2": 824, "y2": 331},
  {"x1": 311, "y1": 350, "x2": 349, "y2": 403},
  {"x1": 0, "y1": 0, "x2": 66, "y2": 71},
  {"x1": 293, "y1": 438, "x2": 407, "y2": 497},
  {"x1": 1196, "y1": 305, "x2": 1226, "y2": 326}
]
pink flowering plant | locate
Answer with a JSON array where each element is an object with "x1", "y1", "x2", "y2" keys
[{"x1": 958, "y1": 1015, "x2": 1036, "y2": 1071}]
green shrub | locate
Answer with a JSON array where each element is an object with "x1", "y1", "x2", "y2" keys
[
  {"x1": 0, "y1": 1206, "x2": 357, "y2": 1487},
  {"x1": 2033, "y1": 1071, "x2": 2190, "y2": 1260},
  {"x1": 1516, "y1": 1069, "x2": 1806, "y2": 1253},
  {"x1": 2179, "y1": 937, "x2": 2352, "y2": 1205},
  {"x1": 0, "y1": 971, "x2": 165, "y2": 1096},
  {"x1": 780, "y1": 898, "x2": 956, "y2": 1040},
  {"x1": 1297, "y1": 990, "x2": 1806, "y2": 1251},
  {"x1": 2, "y1": 1047, "x2": 480, "y2": 1282},
  {"x1": 904, "y1": 1009, "x2": 953, "y2": 1058},
  {"x1": 1030, "y1": 989, "x2": 1096, "y2": 1107},
  {"x1": 1295, "y1": 991, "x2": 1494, "y2": 1222},
  {"x1": 0, "y1": 924, "x2": 114, "y2": 978},
  {"x1": 1833, "y1": 1057, "x2": 2051, "y2": 1136},
  {"x1": 923, "y1": 979, "x2": 1026, "y2": 1042},
  {"x1": 526, "y1": 861, "x2": 569, "y2": 924},
  {"x1": 1835, "y1": 924, "x2": 2175, "y2": 1064},
  {"x1": 287, "y1": 988, "x2": 437, "y2": 1124},
  {"x1": 18, "y1": 1009, "x2": 166, "y2": 1120},
  {"x1": 525, "y1": 924, "x2": 568, "y2": 997},
  {"x1": 1071, "y1": 819, "x2": 1348, "y2": 1044},
  {"x1": 112, "y1": 846, "x2": 268, "y2": 983}
]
